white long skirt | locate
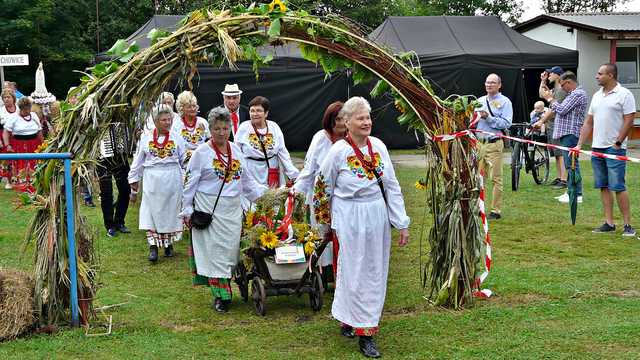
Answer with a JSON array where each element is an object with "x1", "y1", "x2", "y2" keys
[
  {"x1": 139, "y1": 164, "x2": 183, "y2": 234},
  {"x1": 330, "y1": 194, "x2": 391, "y2": 328},
  {"x1": 192, "y1": 192, "x2": 242, "y2": 278},
  {"x1": 307, "y1": 192, "x2": 333, "y2": 267},
  {"x1": 241, "y1": 157, "x2": 283, "y2": 211}
]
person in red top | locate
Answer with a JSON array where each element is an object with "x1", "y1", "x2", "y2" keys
[{"x1": 219, "y1": 84, "x2": 249, "y2": 140}]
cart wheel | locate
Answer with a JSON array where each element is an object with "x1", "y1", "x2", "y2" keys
[
  {"x1": 251, "y1": 276, "x2": 266, "y2": 316},
  {"x1": 234, "y1": 263, "x2": 249, "y2": 303},
  {"x1": 309, "y1": 270, "x2": 324, "y2": 312}
]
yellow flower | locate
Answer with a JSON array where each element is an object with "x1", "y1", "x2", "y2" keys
[
  {"x1": 268, "y1": 0, "x2": 287, "y2": 12},
  {"x1": 415, "y1": 180, "x2": 427, "y2": 190},
  {"x1": 260, "y1": 230, "x2": 279, "y2": 249},
  {"x1": 245, "y1": 211, "x2": 255, "y2": 227},
  {"x1": 229, "y1": 160, "x2": 238, "y2": 171},
  {"x1": 304, "y1": 240, "x2": 315, "y2": 256}
]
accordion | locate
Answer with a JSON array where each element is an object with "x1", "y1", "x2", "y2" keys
[{"x1": 99, "y1": 122, "x2": 133, "y2": 158}]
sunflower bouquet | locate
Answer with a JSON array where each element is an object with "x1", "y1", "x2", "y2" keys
[{"x1": 241, "y1": 188, "x2": 322, "y2": 264}]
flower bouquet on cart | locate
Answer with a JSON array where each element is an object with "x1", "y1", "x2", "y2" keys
[{"x1": 241, "y1": 188, "x2": 322, "y2": 280}]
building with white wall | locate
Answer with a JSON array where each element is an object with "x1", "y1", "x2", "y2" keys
[{"x1": 514, "y1": 13, "x2": 640, "y2": 109}]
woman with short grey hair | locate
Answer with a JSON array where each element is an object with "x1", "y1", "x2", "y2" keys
[
  {"x1": 180, "y1": 106, "x2": 266, "y2": 313},
  {"x1": 128, "y1": 104, "x2": 188, "y2": 262},
  {"x1": 313, "y1": 96, "x2": 409, "y2": 358}
]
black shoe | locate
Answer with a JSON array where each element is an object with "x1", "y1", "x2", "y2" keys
[
  {"x1": 164, "y1": 245, "x2": 174, "y2": 257},
  {"x1": 488, "y1": 212, "x2": 501, "y2": 220},
  {"x1": 213, "y1": 298, "x2": 227, "y2": 313},
  {"x1": 341, "y1": 326, "x2": 355, "y2": 338},
  {"x1": 116, "y1": 225, "x2": 131, "y2": 234},
  {"x1": 549, "y1": 178, "x2": 561, "y2": 186},
  {"x1": 106, "y1": 228, "x2": 117, "y2": 237},
  {"x1": 592, "y1": 223, "x2": 615, "y2": 233},
  {"x1": 359, "y1": 336, "x2": 381, "y2": 358},
  {"x1": 552, "y1": 180, "x2": 567, "y2": 189},
  {"x1": 149, "y1": 245, "x2": 158, "y2": 262}
]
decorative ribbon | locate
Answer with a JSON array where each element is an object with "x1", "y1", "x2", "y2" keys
[
  {"x1": 276, "y1": 189, "x2": 296, "y2": 240},
  {"x1": 472, "y1": 171, "x2": 493, "y2": 298}
]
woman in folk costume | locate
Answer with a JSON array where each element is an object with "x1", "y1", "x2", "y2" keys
[
  {"x1": 0, "y1": 88, "x2": 17, "y2": 189},
  {"x1": 128, "y1": 105, "x2": 187, "y2": 262},
  {"x1": 180, "y1": 107, "x2": 267, "y2": 313},
  {"x1": 235, "y1": 96, "x2": 299, "y2": 209},
  {"x1": 172, "y1": 91, "x2": 210, "y2": 166},
  {"x1": 313, "y1": 97, "x2": 410, "y2": 358},
  {"x1": 2, "y1": 96, "x2": 44, "y2": 193},
  {"x1": 293, "y1": 101, "x2": 347, "y2": 283},
  {"x1": 144, "y1": 92, "x2": 180, "y2": 135}
]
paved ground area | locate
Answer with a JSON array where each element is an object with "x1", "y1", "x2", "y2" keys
[{"x1": 291, "y1": 141, "x2": 640, "y2": 169}]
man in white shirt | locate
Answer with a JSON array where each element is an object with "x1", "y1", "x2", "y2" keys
[{"x1": 575, "y1": 63, "x2": 637, "y2": 237}]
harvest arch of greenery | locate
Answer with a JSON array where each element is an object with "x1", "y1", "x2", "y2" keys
[{"x1": 30, "y1": 1, "x2": 483, "y2": 324}]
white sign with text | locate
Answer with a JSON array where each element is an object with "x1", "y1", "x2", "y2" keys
[{"x1": 0, "y1": 54, "x2": 29, "y2": 67}]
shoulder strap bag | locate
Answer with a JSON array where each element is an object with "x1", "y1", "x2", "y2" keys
[{"x1": 191, "y1": 142, "x2": 232, "y2": 230}]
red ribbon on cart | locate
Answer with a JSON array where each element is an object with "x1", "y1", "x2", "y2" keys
[{"x1": 276, "y1": 190, "x2": 296, "y2": 240}]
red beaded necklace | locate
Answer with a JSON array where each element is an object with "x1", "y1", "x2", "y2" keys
[
  {"x1": 152, "y1": 128, "x2": 170, "y2": 148},
  {"x1": 182, "y1": 115, "x2": 197, "y2": 132},
  {"x1": 211, "y1": 139, "x2": 232, "y2": 167},
  {"x1": 346, "y1": 134, "x2": 376, "y2": 171}
]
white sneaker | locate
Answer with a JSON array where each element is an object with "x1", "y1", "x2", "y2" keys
[
  {"x1": 4, "y1": 182, "x2": 12, "y2": 190},
  {"x1": 556, "y1": 193, "x2": 568, "y2": 201},
  {"x1": 558, "y1": 194, "x2": 582, "y2": 203}
]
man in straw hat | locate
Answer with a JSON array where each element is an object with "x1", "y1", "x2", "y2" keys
[{"x1": 219, "y1": 84, "x2": 249, "y2": 140}]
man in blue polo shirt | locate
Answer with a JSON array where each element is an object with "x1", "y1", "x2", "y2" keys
[{"x1": 476, "y1": 73, "x2": 513, "y2": 220}]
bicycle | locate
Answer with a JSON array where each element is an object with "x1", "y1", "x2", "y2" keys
[{"x1": 509, "y1": 123, "x2": 550, "y2": 191}]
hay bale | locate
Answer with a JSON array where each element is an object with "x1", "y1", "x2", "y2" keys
[{"x1": 0, "y1": 269, "x2": 36, "y2": 341}]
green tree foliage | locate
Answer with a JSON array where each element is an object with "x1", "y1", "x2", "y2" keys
[
  {"x1": 418, "y1": 0, "x2": 524, "y2": 24},
  {"x1": 543, "y1": 0, "x2": 629, "y2": 13},
  {"x1": 0, "y1": 0, "x2": 154, "y2": 97}
]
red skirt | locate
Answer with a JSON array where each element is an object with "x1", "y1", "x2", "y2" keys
[
  {"x1": 0, "y1": 137, "x2": 9, "y2": 179},
  {"x1": 9, "y1": 135, "x2": 42, "y2": 192}
]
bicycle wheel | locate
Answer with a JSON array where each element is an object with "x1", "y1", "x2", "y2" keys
[
  {"x1": 511, "y1": 142, "x2": 523, "y2": 191},
  {"x1": 531, "y1": 145, "x2": 550, "y2": 184}
]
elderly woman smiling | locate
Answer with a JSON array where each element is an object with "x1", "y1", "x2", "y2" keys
[
  {"x1": 173, "y1": 91, "x2": 210, "y2": 166},
  {"x1": 128, "y1": 105, "x2": 187, "y2": 262},
  {"x1": 235, "y1": 96, "x2": 299, "y2": 208},
  {"x1": 181, "y1": 107, "x2": 266, "y2": 313},
  {"x1": 313, "y1": 96, "x2": 410, "y2": 358}
]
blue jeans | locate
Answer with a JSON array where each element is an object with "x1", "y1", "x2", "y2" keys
[
  {"x1": 591, "y1": 147, "x2": 627, "y2": 192},
  {"x1": 560, "y1": 134, "x2": 582, "y2": 196}
]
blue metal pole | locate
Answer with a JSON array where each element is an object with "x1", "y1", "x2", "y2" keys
[
  {"x1": 63, "y1": 158, "x2": 80, "y2": 327},
  {"x1": 0, "y1": 152, "x2": 73, "y2": 160}
]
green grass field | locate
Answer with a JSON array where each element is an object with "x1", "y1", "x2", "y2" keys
[{"x1": 1, "y1": 160, "x2": 640, "y2": 359}]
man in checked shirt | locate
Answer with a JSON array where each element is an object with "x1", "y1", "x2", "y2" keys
[{"x1": 534, "y1": 71, "x2": 587, "y2": 204}]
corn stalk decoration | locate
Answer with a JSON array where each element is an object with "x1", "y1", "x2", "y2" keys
[{"x1": 30, "y1": 1, "x2": 484, "y2": 323}]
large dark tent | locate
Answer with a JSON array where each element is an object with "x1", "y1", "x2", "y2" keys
[
  {"x1": 109, "y1": 15, "x2": 578, "y2": 149},
  {"x1": 369, "y1": 16, "x2": 579, "y2": 125}
]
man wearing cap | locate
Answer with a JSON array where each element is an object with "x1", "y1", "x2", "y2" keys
[
  {"x1": 476, "y1": 73, "x2": 513, "y2": 220},
  {"x1": 538, "y1": 66, "x2": 567, "y2": 190},
  {"x1": 219, "y1": 84, "x2": 249, "y2": 140}
]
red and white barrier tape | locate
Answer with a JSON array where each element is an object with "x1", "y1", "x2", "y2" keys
[
  {"x1": 430, "y1": 129, "x2": 493, "y2": 298},
  {"x1": 473, "y1": 171, "x2": 493, "y2": 298}
]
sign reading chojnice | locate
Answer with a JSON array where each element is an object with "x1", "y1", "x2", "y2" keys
[{"x1": 0, "y1": 54, "x2": 29, "y2": 66}]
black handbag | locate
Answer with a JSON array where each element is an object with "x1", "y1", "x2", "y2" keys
[
  {"x1": 190, "y1": 148, "x2": 231, "y2": 230},
  {"x1": 191, "y1": 210, "x2": 214, "y2": 230}
]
